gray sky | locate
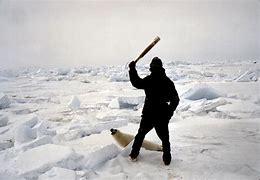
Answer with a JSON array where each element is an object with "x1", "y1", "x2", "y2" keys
[{"x1": 0, "y1": 0, "x2": 259, "y2": 69}]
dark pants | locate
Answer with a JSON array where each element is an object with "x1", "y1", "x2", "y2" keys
[{"x1": 130, "y1": 115, "x2": 171, "y2": 157}]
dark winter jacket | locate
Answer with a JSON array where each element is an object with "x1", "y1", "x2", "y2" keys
[{"x1": 129, "y1": 67, "x2": 179, "y2": 120}]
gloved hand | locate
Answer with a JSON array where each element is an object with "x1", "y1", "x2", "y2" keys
[{"x1": 129, "y1": 61, "x2": 136, "y2": 70}]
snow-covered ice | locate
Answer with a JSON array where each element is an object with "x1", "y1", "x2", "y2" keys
[
  {"x1": 0, "y1": 114, "x2": 8, "y2": 127},
  {"x1": 0, "y1": 61, "x2": 259, "y2": 179},
  {"x1": 68, "y1": 96, "x2": 81, "y2": 110},
  {"x1": 0, "y1": 93, "x2": 11, "y2": 109},
  {"x1": 38, "y1": 167, "x2": 77, "y2": 180},
  {"x1": 15, "y1": 144, "x2": 80, "y2": 179},
  {"x1": 108, "y1": 96, "x2": 144, "y2": 109},
  {"x1": 182, "y1": 84, "x2": 224, "y2": 100},
  {"x1": 235, "y1": 69, "x2": 260, "y2": 82},
  {"x1": 14, "y1": 124, "x2": 37, "y2": 145}
]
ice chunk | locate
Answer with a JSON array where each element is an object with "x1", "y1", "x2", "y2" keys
[
  {"x1": 14, "y1": 125, "x2": 37, "y2": 145},
  {"x1": 177, "y1": 103, "x2": 191, "y2": 112},
  {"x1": 13, "y1": 117, "x2": 56, "y2": 149},
  {"x1": 33, "y1": 120, "x2": 57, "y2": 137},
  {"x1": 188, "y1": 98, "x2": 227, "y2": 114},
  {"x1": 109, "y1": 72, "x2": 129, "y2": 82},
  {"x1": 59, "y1": 128, "x2": 93, "y2": 141},
  {"x1": 202, "y1": 98, "x2": 227, "y2": 112},
  {"x1": 108, "y1": 98, "x2": 120, "y2": 109},
  {"x1": 16, "y1": 144, "x2": 80, "y2": 179},
  {"x1": 109, "y1": 96, "x2": 144, "y2": 109},
  {"x1": 0, "y1": 114, "x2": 8, "y2": 127},
  {"x1": 22, "y1": 116, "x2": 38, "y2": 128},
  {"x1": 0, "y1": 93, "x2": 11, "y2": 109},
  {"x1": 68, "y1": 96, "x2": 81, "y2": 110},
  {"x1": 38, "y1": 167, "x2": 76, "y2": 180},
  {"x1": 72, "y1": 67, "x2": 90, "y2": 74},
  {"x1": 118, "y1": 96, "x2": 144, "y2": 109},
  {"x1": 188, "y1": 99, "x2": 207, "y2": 113},
  {"x1": 18, "y1": 135, "x2": 53, "y2": 151},
  {"x1": 182, "y1": 84, "x2": 224, "y2": 100},
  {"x1": 202, "y1": 71, "x2": 214, "y2": 77},
  {"x1": 0, "y1": 140, "x2": 13, "y2": 151},
  {"x1": 165, "y1": 69, "x2": 182, "y2": 81},
  {"x1": 82, "y1": 144, "x2": 120, "y2": 170},
  {"x1": 235, "y1": 70, "x2": 259, "y2": 82},
  {"x1": 54, "y1": 68, "x2": 71, "y2": 76}
]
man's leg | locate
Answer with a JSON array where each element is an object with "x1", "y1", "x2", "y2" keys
[
  {"x1": 155, "y1": 122, "x2": 171, "y2": 165},
  {"x1": 130, "y1": 117, "x2": 153, "y2": 159}
]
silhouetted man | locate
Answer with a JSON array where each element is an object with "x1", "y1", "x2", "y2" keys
[{"x1": 128, "y1": 57, "x2": 179, "y2": 165}]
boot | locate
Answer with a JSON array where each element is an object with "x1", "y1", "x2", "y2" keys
[
  {"x1": 129, "y1": 150, "x2": 139, "y2": 162},
  {"x1": 163, "y1": 153, "x2": 171, "y2": 165}
]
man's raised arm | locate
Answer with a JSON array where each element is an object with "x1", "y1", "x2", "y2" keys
[{"x1": 129, "y1": 61, "x2": 146, "y2": 89}]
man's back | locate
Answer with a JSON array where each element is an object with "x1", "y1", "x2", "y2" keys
[{"x1": 129, "y1": 60, "x2": 179, "y2": 117}]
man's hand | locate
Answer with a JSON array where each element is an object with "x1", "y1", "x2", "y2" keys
[{"x1": 129, "y1": 61, "x2": 136, "y2": 70}]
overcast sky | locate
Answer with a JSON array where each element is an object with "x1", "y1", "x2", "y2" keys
[{"x1": 0, "y1": 0, "x2": 259, "y2": 69}]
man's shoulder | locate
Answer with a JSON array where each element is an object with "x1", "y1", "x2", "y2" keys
[{"x1": 165, "y1": 76, "x2": 176, "y2": 88}]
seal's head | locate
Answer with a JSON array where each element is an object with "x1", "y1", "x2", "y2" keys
[{"x1": 110, "y1": 128, "x2": 118, "y2": 135}]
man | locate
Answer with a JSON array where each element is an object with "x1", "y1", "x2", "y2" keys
[{"x1": 128, "y1": 57, "x2": 179, "y2": 165}]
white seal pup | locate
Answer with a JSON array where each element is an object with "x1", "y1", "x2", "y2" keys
[{"x1": 110, "y1": 128, "x2": 162, "y2": 151}]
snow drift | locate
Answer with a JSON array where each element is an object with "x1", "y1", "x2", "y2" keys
[{"x1": 182, "y1": 84, "x2": 224, "y2": 100}]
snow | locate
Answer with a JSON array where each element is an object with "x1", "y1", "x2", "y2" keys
[
  {"x1": 0, "y1": 114, "x2": 8, "y2": 127},
  {"x1": 38, "y1": 167, "x2": 77, "y2": 180},
  {"x1": 216, "y1": 99, "x2": 260, "y2": 118},
  {"x1": 0, "y1": 61, "x2": 259, "y2": 179}
]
